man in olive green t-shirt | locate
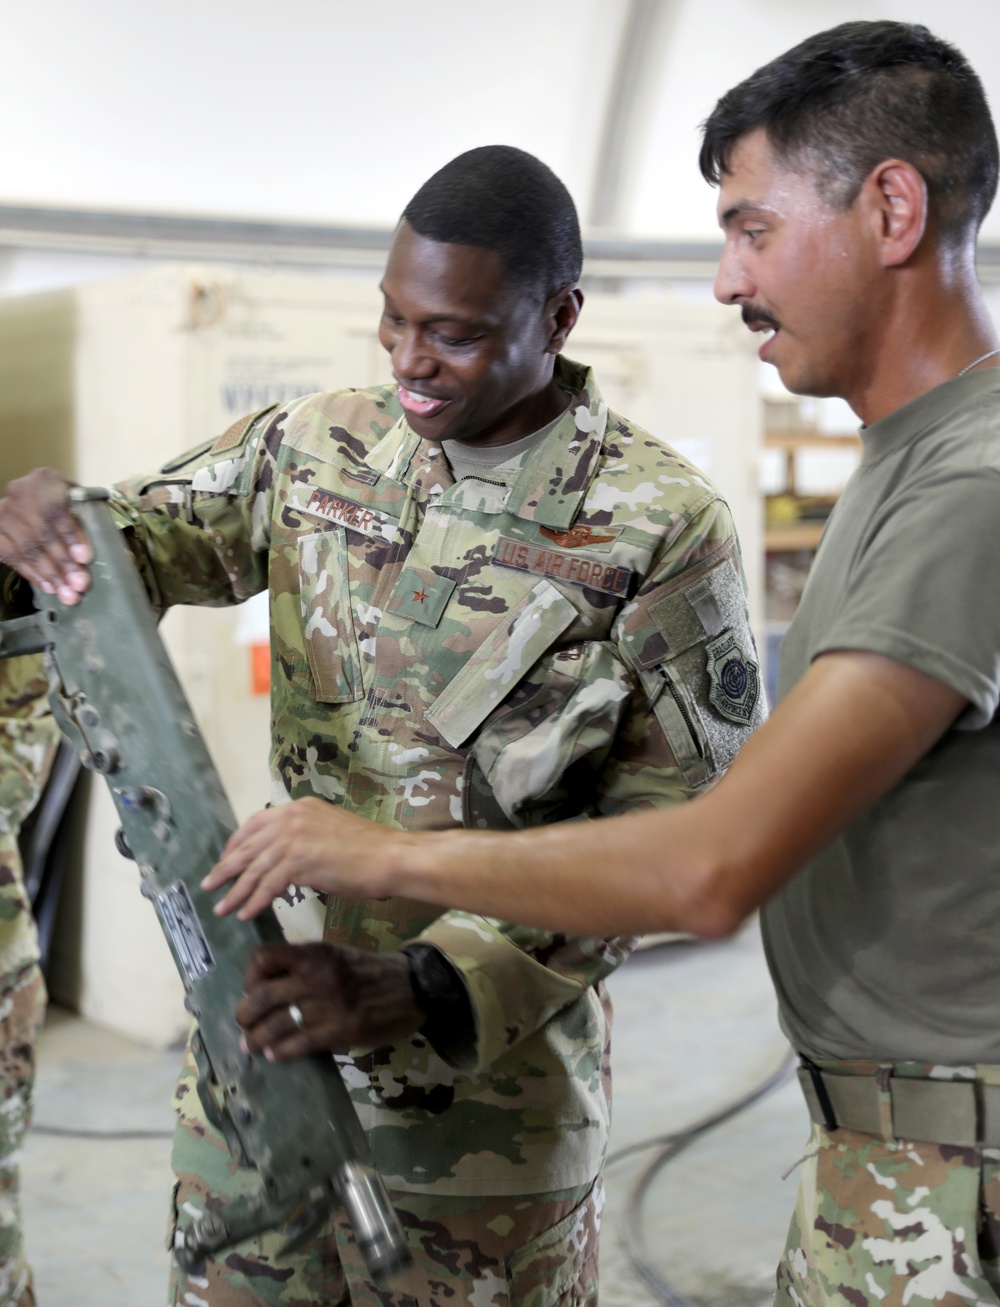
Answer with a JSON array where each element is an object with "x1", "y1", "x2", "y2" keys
[{"x1": 764, "y1": 369, "x2": 1000, "y2": 1070}]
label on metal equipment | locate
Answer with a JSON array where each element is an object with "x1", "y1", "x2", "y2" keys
[{"x1": 157, "y1": 881, "x2": 216, "y2": 984}]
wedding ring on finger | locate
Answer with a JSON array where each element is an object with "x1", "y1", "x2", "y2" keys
[{"x1": 288, "y1": 1002, "x2": 306, "y2": 1032}]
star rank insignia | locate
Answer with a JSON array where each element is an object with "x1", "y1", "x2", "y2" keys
[{"x1": 388, "y1": 567, "x2": 457, "y2": 626}]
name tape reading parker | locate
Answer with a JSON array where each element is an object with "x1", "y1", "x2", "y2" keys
[{"x1": 300, "y1": 488, "x2": 392, "y2": 538}]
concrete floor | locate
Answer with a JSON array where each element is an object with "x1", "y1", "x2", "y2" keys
[{"x1": 21, "y1": 920, "x2": 808, "y2": 1306}]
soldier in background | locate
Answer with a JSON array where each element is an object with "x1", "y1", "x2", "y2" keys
[
  {"x1": 0, "y1": 146, "x2": 765, "y2": 1306},
  {"x1": 0, "y1": 654, "x2": 59, "y2": 1306}
]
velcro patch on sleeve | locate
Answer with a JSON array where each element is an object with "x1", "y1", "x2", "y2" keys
[
  {"x1": 621, "y1": 545, "x2": 743, "y2": 670},
  {"x1": 209, "y1": 404, "x2": 278, "y2": 455},
  {"x1": 622, "y1": 553, "x2": 765, "y2": 784}
]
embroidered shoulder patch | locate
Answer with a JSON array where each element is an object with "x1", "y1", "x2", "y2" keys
[
  {"x1": 705, "y1": 628, "x2": 760, "y2": 725},
  {"x1": 209, "y1": 403, "x2": 278, "y2": 455}
]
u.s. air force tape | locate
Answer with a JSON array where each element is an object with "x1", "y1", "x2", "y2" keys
[{"x1": 493, "y1": 536, "x2": 632, "y2": 597}]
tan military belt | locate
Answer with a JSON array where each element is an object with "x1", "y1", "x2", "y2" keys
[{"x1": 798, "y1": 1060, "x2": 1000, "y2": 1146}]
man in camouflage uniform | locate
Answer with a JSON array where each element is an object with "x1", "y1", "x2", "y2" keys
[
  {"x1": 0, "y1": 146, "x2": 765, "y2": 1305},
  {"x1": 0, "y1": 655, "x2": 59, "y2": 1306},
  {"x1": 199, "y1": 28, "x2": 1000, "y2": 1307}
]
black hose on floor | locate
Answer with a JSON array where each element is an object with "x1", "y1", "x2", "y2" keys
[
  {"x1": 31, "y1": 1122, "x2": 174, "y2": 1139},
  {"x1": 607, "y1": 1050, "x2": 797, "y2": 1307}
]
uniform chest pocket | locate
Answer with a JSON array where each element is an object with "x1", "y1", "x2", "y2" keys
[
  {"x1": 425, "y1": 579, "x2": 578, "y2": 748},
  {"x1": 297, "y1": 528, "x2": 364, "y2": 704}
]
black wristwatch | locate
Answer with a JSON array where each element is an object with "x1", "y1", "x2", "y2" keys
[{"x1": 402, "y1": 943, "x2": 475, "y2": 1059}]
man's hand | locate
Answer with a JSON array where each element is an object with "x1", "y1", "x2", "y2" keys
[
  {"x1": 235, "y1": 941, "x2": 426, "y2": 1060},
  {"x1": 202, "y1": 798, "x2": 414, "y2": 918},
  {"x1": 0, "y1": 469, "x2": 92, "y2": 605}
]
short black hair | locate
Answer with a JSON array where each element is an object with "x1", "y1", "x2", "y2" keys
[
  {"x1": 402, "y1": 145, "x2": 583, "y2": 300},
  {"x1": 700, "y1": 21, "x2": 999, "y2": 248}
]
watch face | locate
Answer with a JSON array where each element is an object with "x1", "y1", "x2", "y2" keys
[{"x1": 404, "y1": 944, "x2": 473, "y2": 1049}]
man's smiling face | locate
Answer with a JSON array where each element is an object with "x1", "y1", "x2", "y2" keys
[
  {"x1": 378, "y1": 220, "x2": 562, "y2": 447},
  {"x1": 713, "y1": 128, "x2": 880, "y2": 403}
]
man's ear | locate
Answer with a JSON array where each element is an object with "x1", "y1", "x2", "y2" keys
[
  {"x1": 864, "y1": 159, "x2": 928, "y2": 267},
  {"x1": 544, "y1": 285, "x2": 584, "y2": 354}
]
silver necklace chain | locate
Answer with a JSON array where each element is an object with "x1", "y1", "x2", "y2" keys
[{"x1": 957, "y1": 346, "x2": 1000, "y2": 377}]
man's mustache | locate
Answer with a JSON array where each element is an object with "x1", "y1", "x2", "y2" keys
[{"x1": 741, "y1": 304, "x2": 780, "y2": 331}]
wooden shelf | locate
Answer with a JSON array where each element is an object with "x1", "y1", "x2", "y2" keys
[
  {"x1": 764, "y1": 431, "x2": 860, "y2": 451},
  {"x1": 765, "y1": 523, "x2": 827, "y2": 551},
  {"x1": 764, "y1": 430, "x2": 861, "y2": 498}
]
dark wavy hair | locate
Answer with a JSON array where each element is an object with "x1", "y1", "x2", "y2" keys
[{"x1": 700, "y1": 21, "x2": 999, "y2": 248}]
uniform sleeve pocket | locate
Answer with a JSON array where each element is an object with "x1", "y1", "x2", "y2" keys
[
  {"x1": 297, "y1": 528, "x2": 364, "y2": 704},
  {"x1": 425, "y1": 579, "x2": 578, "y2": 748},
  {"x1": 620, "y1": 556, "x2": 766, "y2": 785}
]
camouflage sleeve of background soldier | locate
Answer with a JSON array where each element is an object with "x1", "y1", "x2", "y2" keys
[
  {"x1": 414, "y1": 493, "x2": 768, "y2": 1074},
  {"x1": 0, "y1": 655, "x2": 60, "y2": 836},
  {"x1": 106, "y1": 406, "x2": 282, "y2": 612},
  {"x1": 0, "y1": 654, "x2": 61, "y2": 983}
]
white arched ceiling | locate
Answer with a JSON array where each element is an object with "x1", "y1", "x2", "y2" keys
[
  {"x1": 624, "y1": 0, "x2": 1000, "y2": 241},
  {"x1": 2, "y1": 0, "x2": 1000, "y2": 244},
  {"x1": 0, "y1": 0, "x2": 625, "y2": 226}
]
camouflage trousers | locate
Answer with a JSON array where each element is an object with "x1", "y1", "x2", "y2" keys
[
  {"x1": 0, "y1": 965, "x2": 45, "y2": 1307},
  {"x1": 168, "y1": 1052, "x2": 602, "y2": 1306},
  {"x1": 777, "y1": 1060, "x2": 1000, "y2": 1306}
]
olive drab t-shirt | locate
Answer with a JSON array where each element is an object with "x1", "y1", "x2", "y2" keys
[{"x1": 762, "y1": 370, "x2": 1000, "y2": 1066}]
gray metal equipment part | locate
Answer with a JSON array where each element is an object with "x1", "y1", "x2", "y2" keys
[{"x1": 0, "y1": 487, "x2": 412, "y2": 1282}]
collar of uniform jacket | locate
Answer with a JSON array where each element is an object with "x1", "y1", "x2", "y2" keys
[{"x1": 363, "y1": 357, "x2": 609, "y2": 531}]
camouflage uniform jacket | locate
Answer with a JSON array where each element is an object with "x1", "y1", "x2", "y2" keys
[
  {"x1": 111, "y1": 355, "x2": 765, "y2": 1196},
  {"x1": 0, "y1": 655, "x2": 59, "y2": 990}
]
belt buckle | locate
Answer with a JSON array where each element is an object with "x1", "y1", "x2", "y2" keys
[{"x1": 800, "y1": 1055, "x2": 839, "y2": 1131}]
